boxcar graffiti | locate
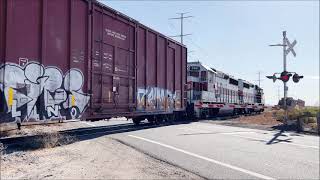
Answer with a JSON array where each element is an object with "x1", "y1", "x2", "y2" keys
[
  {"x1": 136, "y1": 87, "x2": 179, "y2": 112},
  {"x1": 0, "y1": 61, "x2": 90, "y2": 123}
]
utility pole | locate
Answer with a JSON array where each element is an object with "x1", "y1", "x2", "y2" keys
[
  {"x1": 257, "y1": 71, "x2": 264, "y2": 87},
  {"x1": 169, "y1": 12, "x2": 193, "y2": 44},
  {"x1": 254, "y1": 71, "x2": 263, "y2": 88}
]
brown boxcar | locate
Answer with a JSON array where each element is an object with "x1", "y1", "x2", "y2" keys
[{"x1": 0, "y1": 0, "x2": 187, "y2": 124}]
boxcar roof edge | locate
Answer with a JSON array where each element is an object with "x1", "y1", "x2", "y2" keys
[{"x1": 93, "y1": 0, "x2": 186, "y2": 48}]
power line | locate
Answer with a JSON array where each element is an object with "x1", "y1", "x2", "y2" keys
[
  {"x1": 167, "y1": 15, "x2": 209, "y2": 60},
  {"x1": 185, "y1": 36, "x2": 210, "y2": 59},
  {"x1": 169, "y1": 12, "x2": 193, "y2": 44}
]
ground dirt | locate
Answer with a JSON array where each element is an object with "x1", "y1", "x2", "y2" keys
[
  {"x1": 201, "y1": 111, "x2": 283, "y2": 131},
  {"x1": 0, "y1": 120, "x2": 87, "y2": 138},
  {"x1": 235, "y1": 111, "x2": 282, "y2": 126},
  {"x1": 0, "y1": 136, "x2": 203, "y2": 179}
]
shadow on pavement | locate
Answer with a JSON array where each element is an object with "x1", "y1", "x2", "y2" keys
[
  {"x1": 271, "y1": 124, "x2": 299, "y2": 132},
  {"x1": 266, "y1": 128, "x2": 292, "y2": 145}
]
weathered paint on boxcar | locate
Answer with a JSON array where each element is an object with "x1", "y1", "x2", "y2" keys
[
  {"x1": 135, "y1": 26, "x2": 186, "y2": 114},
  {"x1": 90, "y1": 3, "x2": 136, "y2": 115},
  {"x1": 0, "y1": 0, "x2": 187, "y2": 124},
  {"x1": 0, "y1": 0, "x2": 90, "y2": 123}
]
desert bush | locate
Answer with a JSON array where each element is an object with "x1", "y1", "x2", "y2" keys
[
  {"x1": 0, "y1": 142, "x2": 6, "y2": 154},
  {"x1": 306, "y1": 117, "x2": 317, "y2": 124},
  {"x1": 274, "y1": 110, "x2": 285, "y2": 122},
  {"x1": 301, "y1": 107, "x2": 319, "y2": 117},
  {"x1": 273, "y1": 107, "x2": 319, "y2": 123},
  {"x1": 288, "y1": 109, "x2": 303, "y2": 120},
  {"x1": 25, "y1": 132, "x2": 76, "y2": 149},
  {"x1": 309, "y1": 123, "x2": 318, "y2": 130},
  {"x1": 41, "y1": 132, "x2": 76, "y2": 148},
  {"x1": 303, "y1": 117, "x2": 310, "y2": 124}
]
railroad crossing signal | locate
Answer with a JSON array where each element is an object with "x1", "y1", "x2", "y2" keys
[
  {"x1": 285, "y1": 39, "x2": 297, "y2": 57},
  {"x1": 280, "y1": 71, "x2": 291, "y2": 82},
  {"x1": 267, "y1": 31, "x2": 300, "y2": 125},
  {"x1": 267, "y1": 71, "x2": 304, "y2": 83},
  {"x1": 266, "y1": 74, "x2": 278, "y2": 82},
  {"x1": 292, "y1": 73, "x2": 303, "y2": 83}
]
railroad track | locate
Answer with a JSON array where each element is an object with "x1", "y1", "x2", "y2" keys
[
  {"x1": 0, "y1": 114, "x2": 260, "y2": 151},
  {"x1": 0, "y1": 120, "x2": 190, "y2": 151}
]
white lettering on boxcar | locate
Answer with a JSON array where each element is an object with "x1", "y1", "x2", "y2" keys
[{"x1": 105, "y1": 28, "x2": 127, "y2": 41}]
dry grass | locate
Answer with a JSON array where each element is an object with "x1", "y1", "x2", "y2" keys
[
  {"x1": 0, "y1": 142, "x2": 6, "y2": 155},
  {"x1": 273, "y1": 107, "x2": 319, "y2": 131},
  {"x1": 238, "y1": 111, "x2": 281, "y2": 126},
  {"x1": 274, "y1": 107, "x2": 319, "y2": 121},
  {"x1": 13, "y1": 132, "x2": 78, "y2": 151},
  {"x1": 39, "y1": 132, "x2": 76, "y2": 149}
]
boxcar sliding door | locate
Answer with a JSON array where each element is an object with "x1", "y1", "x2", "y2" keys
[{"x1": 91, "y1": 4, "x2": 136, "y2": 115}]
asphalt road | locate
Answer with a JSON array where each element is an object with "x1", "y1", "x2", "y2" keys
[{"x1": 110, "y1": 121, "x2": 320, "y2": 179}]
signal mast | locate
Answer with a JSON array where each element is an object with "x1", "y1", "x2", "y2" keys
[{"x1": 266, "y1": 31, "x2": 303, "y2": 124}]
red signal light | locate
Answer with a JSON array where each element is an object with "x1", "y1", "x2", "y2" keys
[
  {"x1": 281, "y1": 75, "x2": 289, "y2": 82},
  {"x1": 280, "y1": 71, "x2": 291, "y2": 82}
]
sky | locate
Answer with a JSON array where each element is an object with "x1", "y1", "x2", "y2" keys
[{"x1": 99, "y1": 0, "x2": 319, "y2": 106}]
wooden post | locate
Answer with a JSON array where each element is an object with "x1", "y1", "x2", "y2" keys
[{"x1": 296, "y1": 118, "x2": 303, "y2": 133}]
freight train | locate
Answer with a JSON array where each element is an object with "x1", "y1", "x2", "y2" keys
[{"x1": 0, "y1": 0, "x2": 264, "y2": 127}]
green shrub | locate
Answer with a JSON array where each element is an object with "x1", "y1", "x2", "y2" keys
[
  {"x1": 301, "y1": 117, "x2": 308, "y2": 124},
  {"x1": 288, "y1": 109, "x2": 303, "y2": 120},
  {"x1": 273, "y1": 107, "x2": 319, "y2": 124},
  {"x1": 302, "y1": 107, "x2": 320, "y2": 117},
  {"x1": 309, "y1": 123, "x2": 318, "y2": 130},
  {"x1": 307, "y1": 117, "x2": 317, "y2": 124},
  {"x1": 274, "y1": 110, "x2": 285, "y2": 122}
]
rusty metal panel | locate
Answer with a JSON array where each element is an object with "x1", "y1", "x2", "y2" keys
[
  {"x1": 137, "y1": 27, "x2": 146, "y2": 110},
  {"x1": 145, "y1": 31, "x2": 157, "y2": 111},
  {"x1": 0, "y1": 0, "x2": 5, "y2": 64},
  {"x1": 5, "y1": 0, "x2": 41, "y2": 62},
  {"x1": 175, "y1": 44, "x2": 182, "y2": 109},
  {"x1": 135, "y1": 29, "x2": 187, "y2": 113},
  {"x1": 0, "y1": 0, "x2": 5, "y2": 116},
  {"x1": 182, "y1": 47, "x2": 187, "y2": 108},
  {"x1": 44, "y1": 0, "x2": 69, "y2": 70},
  {"x1": 157, "y1": 36, "x2": 166, "y2": 110},
  {"x1": 70, "y1": 0, "x2": 88, "y2": 86},
  {"x1": 167, "y1": 46, "x2": 175, "y2": 110}
]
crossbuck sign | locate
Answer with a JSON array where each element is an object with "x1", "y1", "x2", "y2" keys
[{"x1": 285, "y1": 38, "x2": 297, "y2": 57}]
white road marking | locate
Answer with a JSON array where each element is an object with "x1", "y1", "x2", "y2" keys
[
  {"x1": 81, "y1": 121, "x2": 96, "y2": 127},
  {"x1": 178, "y1": 127, "x2": 211, "y2": 133},
  {"x1": 221, "y1": 132, "x2": 255, "y2": 135},
  {"x1": 178, "y1": 127, "x2": 255, "y2": 135},
  {"x1": 231, "y1": 134, "x2": 319, "y2": 149},
  {"x1": 128, "y1": 135, "x2": 275, "y2": 180},
  {"x1": 184, "y1": 125, "x2": 319, "y2": 149}
]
